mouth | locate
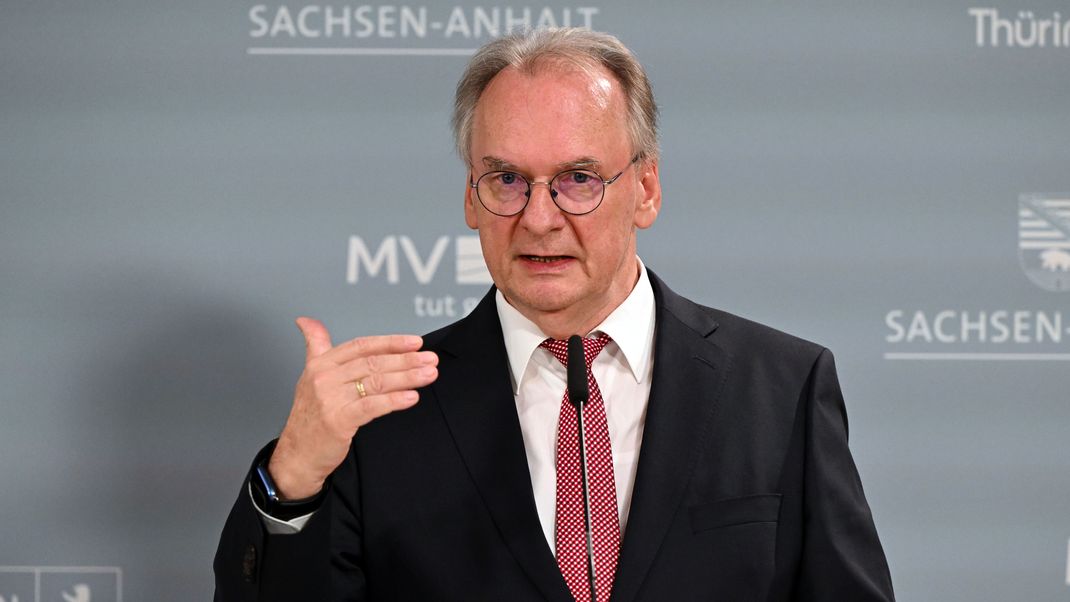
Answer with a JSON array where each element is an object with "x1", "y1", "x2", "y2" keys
[{"x1": 521, "y1": 255, "x2": 572, "y2": 263}]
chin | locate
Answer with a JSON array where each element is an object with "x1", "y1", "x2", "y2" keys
[{"x1": 506, "y1": 286, "x2": 580, "y2": 315}]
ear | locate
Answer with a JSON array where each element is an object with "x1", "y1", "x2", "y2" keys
[
  {"x1": 632, "y1": 159, "x2": 661, "y2": 230},
  {"x1": 464, "y1": 173, "x2": 479, "y2": 230}
]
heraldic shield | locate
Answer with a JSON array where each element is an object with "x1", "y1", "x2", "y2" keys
[{"x1": 1019, "y1": 194, "x2": 1070, "y2": 292}]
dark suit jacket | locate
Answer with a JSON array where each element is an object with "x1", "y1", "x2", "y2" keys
[{"x1": 215, "y1": 271, "x2": 894, "y2": 601}]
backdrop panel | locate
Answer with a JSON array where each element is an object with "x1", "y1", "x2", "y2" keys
[{"x1": 2, "y1": 1, "x2": 1068, "y2": 600}]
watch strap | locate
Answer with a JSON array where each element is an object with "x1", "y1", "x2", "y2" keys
[{"x1": 248, "y1": 439, "x2": 328, "y2": 521}]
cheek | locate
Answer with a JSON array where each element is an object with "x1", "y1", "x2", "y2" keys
[
  {"x1": 583, "y1": 206, "x2": 637, "y2": 262},
  {"x1": 578, "y1": 220, "x2": 627, "y2": 260},
  {"x1": 602, "y1": 202, "x2": 639, "y2": 238},
  {"x1": 477, "y1": 220, "x2": 514, "y2": 259}
]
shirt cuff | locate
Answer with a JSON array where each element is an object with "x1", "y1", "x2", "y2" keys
[{"x1": 248, "y1": 482, "x2": 315, "y2": 534}]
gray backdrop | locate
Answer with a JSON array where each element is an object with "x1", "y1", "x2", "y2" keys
[{"x1": 3, "y1": 1, "x2": 1069, "y2": 600}]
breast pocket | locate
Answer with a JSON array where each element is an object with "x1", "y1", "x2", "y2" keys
[{"x1": 688, "y1": 493, "x2": 782, "y2": 533}]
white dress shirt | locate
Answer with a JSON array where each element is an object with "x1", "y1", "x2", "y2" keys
[
  {"x1": 496, "y1": 259, "x2": 655, "y2": 551},
  {"x1": 257, "y1": 259, "x2": 657, "y2": 546}
]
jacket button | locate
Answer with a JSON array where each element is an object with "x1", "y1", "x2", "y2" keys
[{"x1": 242, "y1": 544, "x2": 257, "y2": 582}]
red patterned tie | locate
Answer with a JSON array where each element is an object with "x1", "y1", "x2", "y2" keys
[{"x1": 541, "y1": 334, "x2": 620, "y2": 602}]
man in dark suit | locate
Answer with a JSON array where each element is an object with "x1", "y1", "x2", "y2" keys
[{"x1": 215, "y1": 28, "x2": 894, "y2": 601}]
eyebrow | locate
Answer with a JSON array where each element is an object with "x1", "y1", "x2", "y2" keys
[{"x1": 480, "y1": 156, "x2": 604, "y2": 173}]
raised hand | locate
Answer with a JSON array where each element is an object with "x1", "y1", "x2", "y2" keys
[{"x1": 267, "y1": 317, "x2": 439, "y2": 500}]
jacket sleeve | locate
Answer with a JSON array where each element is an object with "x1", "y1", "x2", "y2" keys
[
  {"x1": 793, "y1": 348, "x2": 895, "y2": 601},
  {"x1": 213, "y1": 441, "x2": 364, "y2": 601}
]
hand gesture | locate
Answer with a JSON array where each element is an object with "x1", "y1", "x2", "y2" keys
[{"x1": 267, "y1": 317, "x2": 439, "y2": 499}]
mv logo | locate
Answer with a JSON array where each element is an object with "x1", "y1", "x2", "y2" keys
[
  {"x1": 1018, "y1": 194, "x2": 1070, "y2": 292},
  {"x1": 347, "y1": 235, "x2": 492, "y2": 285}
]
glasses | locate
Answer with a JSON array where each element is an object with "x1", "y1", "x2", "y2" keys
[{"x1": 470, "y1": 157, "x2": 638, "y2": 217}]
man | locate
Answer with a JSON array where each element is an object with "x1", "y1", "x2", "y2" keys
[{"x1": 215, "y1": 28, "x2": 895, "y2": 601}]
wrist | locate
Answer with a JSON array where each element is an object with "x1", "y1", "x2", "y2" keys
[
  {"x1": 250, "y1": 441, "x2": 328, "y2": 519},
  {"x1": 267, "y1": 453, "x2": 326, "y2": 501},
  {"x1": 266, "y1": 438, "x2": 325, "y2": 500}
]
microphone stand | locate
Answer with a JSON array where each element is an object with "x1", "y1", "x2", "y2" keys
[{"x1": 567, "y1": 335, "x2": 598, "y2": 602}]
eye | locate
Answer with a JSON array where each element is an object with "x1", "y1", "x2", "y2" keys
[
  {"x1": 559, "y1": 170, "x2": 600, "y2": 187},
  {"x1": 490, "y1": 172, "x2": 527, "y2": 190},
  {"x1": 481, "y1": 172, "x2": 527, "y2": 201}
]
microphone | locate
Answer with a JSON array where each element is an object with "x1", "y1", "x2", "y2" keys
[
  {"x1": 567, "y1": 335, "x2": 588, "y2": 407},
  {"x1": 566, "y1": 335, "x2": 598, "y2": 602}
]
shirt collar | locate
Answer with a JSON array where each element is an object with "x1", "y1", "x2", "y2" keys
[{"x1": 495, "y1": 257, "x2": 656, "y2": 393}]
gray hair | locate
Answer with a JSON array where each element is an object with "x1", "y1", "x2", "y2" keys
[{"x1": 451, "y1": 28, "x2": 659, "y2": 164}]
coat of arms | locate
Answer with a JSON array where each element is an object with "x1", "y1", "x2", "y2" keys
[{"x1": 1019, "y1": 194, "x2": 1070, "y2": 292}]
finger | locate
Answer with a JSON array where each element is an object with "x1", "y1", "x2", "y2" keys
[
  {"x1": 296, "y1": 317, "x2": 334, "y2": 360},
  {"x1": 335, "y1": 351, "x2": 438, "y2": 383},
  {"x1": 341, "y1": 389, "x2": 421, "y2": 429},
  {"x1": 352, "y1": 365, "x2": 438, "y2": 399},
  {"x1": 328, "y1": 334, "x2": 424, "y2": 364}
]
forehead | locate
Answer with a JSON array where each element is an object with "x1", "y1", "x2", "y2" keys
[{"x1": 470, "y1": 62, "x2": 630, "y2": 169}]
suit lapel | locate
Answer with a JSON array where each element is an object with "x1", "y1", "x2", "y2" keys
[
  {"x1": 432, "y1": 290, "x2": 573, "y2": 602},
  {"x1": 611, "y1": 272, "x2": 730, "y2": 602}
]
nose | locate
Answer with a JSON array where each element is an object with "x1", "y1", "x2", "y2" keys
[
  {"x1": 527, "y1": 181, "x2": 558, "y2": 201},
  {"x1": 518, "y1": 180, "x2": 566, "y2": 233}
]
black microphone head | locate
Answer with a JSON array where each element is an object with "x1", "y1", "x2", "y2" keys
[{"x1": 567, "y1": 335, "x2": 588, "y2": 407}]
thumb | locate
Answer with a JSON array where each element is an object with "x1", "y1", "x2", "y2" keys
[{"x1": 295, "y1": 316, "x2": 333, "y2": 360}]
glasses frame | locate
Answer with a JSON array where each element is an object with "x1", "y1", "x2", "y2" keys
[{"x1": 469, "y1": 156, "x2": 639, "y2": 217}]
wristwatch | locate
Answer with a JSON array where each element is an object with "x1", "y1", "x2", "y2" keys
[{"x1": 249, "y1": 444, "x2": 327, "y2": 521}]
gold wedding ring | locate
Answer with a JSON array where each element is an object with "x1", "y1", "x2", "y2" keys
[{"x1": 355, "y1": 379, "x2": 367, "y2": 398}]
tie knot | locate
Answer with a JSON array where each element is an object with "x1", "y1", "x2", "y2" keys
[{"x1": 540, "y1": 333, "x2": 611, "y2": 369}]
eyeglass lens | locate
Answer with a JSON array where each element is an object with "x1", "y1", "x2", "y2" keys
[{"x1": 478, "y1": 170, "x2": 604, "y2": 215}]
